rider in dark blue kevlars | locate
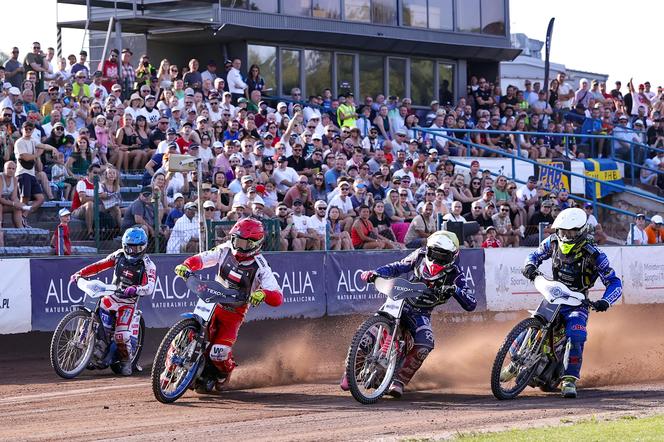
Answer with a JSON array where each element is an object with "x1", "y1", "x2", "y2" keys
[
  {"x1": 520, "y1": 207, "x2": 622, "y2": 398},
  {"x1": 341, "y1": 231, "x2": 477, "y2": 398}
]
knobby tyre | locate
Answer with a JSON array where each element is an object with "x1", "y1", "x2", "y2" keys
[
  {"x1": 345, "y1": 315, "x2": 398, "y2": 405},
  {"x1": 50, "y1": 310, "x2": 96, "y2": 379},
  {"x1": 491, "y1": 317, "x2": 544, "y2": 400},
  {"x1": 151, "y1": 318, "x2": 202, "y2": 404}
]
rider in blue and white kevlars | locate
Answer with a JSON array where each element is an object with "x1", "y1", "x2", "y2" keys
[
  {"x1": 71, "y1": 227, "x2": 156, "y2": 376},
  {"x1": 342, "y1": 230, "x2": 477, "y2": 398},
  {"x1": 520, "y1": 207, "x2": 622, "y2": 398}
]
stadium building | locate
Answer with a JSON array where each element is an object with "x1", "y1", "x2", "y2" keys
[{"x1": 57, "y1": 0, "x2": 519, "y2": 105}]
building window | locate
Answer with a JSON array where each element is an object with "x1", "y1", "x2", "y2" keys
[
  {"x1": 336, "y1": 53, "x2": 355, "y2": 95},
  {"x1": 388, "y1": 58, "x2": 406, "y2": 99},
  {"x1": 313, "y1": 0, "x2": 341, "y2": 18},
  {"x1": 220, "y1": 0, "x2": 278, "y2": 12},
  {"x1": 428, "y1": 0, "x2": 453, "y2": 30},
  {"x1": 305, "y1": 50, "x2": 333, "y2": 96},
  {"x1": 372, "y1": 0, "x2": 397, "y2": 25},
  {"x1": 359, "y1": 55, "x2": 384, "y2": 100},
  {"x1": 290, "y1": 0, "x2": 313, "y2": 16},
  {"x1": 344, "y1": 0, "x2": 370, "y2": 22},
  {"x1": 455, "y1": 0, "x2": 480, "y2": 33},
  {"x1": 402, "y1": 0, "x2": 428, "y2": 27},
  {"x1": 481, "y1": 0, "x2": 505, "y2": 35},
  {"x1": 410, "y1": 59, "x2": 434, "y2": 106},
  {"x1": 248, "y1": 44, "x2": 277, "y2": 93},
  {"x1": 281, "y1": 49, "x2": 301, "y2": 96},
  {"x1": 438, "y1": 62, "x2": 454, "y2": 106}
]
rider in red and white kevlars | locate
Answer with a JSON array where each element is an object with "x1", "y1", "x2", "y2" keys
[
  {"x1": 173, "y1": 217, "x2": 283, "y2": 392},
  {"x1": 71, "y1": 227, "x2": 156, "y2": 376}
]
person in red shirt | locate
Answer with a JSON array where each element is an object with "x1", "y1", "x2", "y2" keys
[
  {"x1": 71, "y1": 164, "x2": 101, "y2": 239},
  {"x1": 482, "y1": 226, "x2": 502, "y2": 248},
  {"x1": 51, "y1": 208, "x2": 72, "y2": 255},
  {"x1": 101, "y1": 49, "x2": 120, "y2": 92}
]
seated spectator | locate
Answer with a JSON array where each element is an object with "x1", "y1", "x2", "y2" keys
[
  {"x1": 583, "y1": 203, "x2": 607, "y2": 245},
  {"x1": 306, "y1": 200, "x2": 328, "y2": 250},
  {"x1": 327, "y1": 181, "x2": 355, "y2": 231},
  {"x1": 121, "y1": 185, "x2": 156, "y2": 238},
  {"x1": 0, "y1": 161, "x2": 27, "y2": 228},
  {"x1": 443, "y1": 201, "x2": 466, "y2": 223},
  {"x1": 625, "y1": 213, "x2": 648, "y2": 245},
  {"x1": 272, "y1": 155, "x2": 299, "y2": 200},
  {"x1": 524, "y1": 200, "x2": 555, "y2": 245},
  {"x1": 644, "y1": 214, "x2": 663, "y2": 244},
  {"x1": 403, "y1": 201, "x2": 437, "y2": 248},
  {"x1": 492, "y1": 202, "x2": 519, "y2": 247},
  {"x1": 71, "y1": 164, "x2": 101, "y2": 239},
  {"x1": 290, "y1": 199, "x2": 319, "y2": 251},
  {"x1": 274, "y1": 202, "x2": 294, "y2": 251},
  {"x1": 283, "y1": 174, "x2": 314, "y2": 212},
  {"x1": 51, "y1": 208, "x2": 72, "y2": 255},
  {"x1": 350, "y1": 182, "x2": 373, "y2": 210},
  {"x1": 166, "y1": 201, "x2": 199, "y2": 253},
  {"x1": 351, "y1": 205, "x2": 392, "y2": 250},
  {"x1": 517, "y1": 175, "x2": 539, "y2": 218},
  {"x1": 481, "y1": 226, "x2": 501, "y2": 248},
  {"x1": 325, "y1": 205, "x2": 352, "y2": 250},
  {"x1": 165, "y1": 193, "x2": 185, "y2": 228}
]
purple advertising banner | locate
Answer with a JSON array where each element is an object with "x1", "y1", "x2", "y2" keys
[
  {"x1": 30, "y1": 252, "x2": 327, "y2": 331},
  {"x1": 325, "y1": 249, "x2": 486, "y2": 316}
]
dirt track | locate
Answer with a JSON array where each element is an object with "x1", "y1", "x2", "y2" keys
[{"x1": 2, "y1": 306, "x2": 664, "y2": 441}]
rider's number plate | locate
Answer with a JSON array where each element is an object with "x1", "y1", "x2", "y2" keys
[
  {"x1": 379, "y1": 297, "x2": 405, "y2": 319},
  {"x1": 535, "y1": 300, "x2": 560, "y2": 323},
  {"x1": 193, "y1": 299, "x2": 216, "y2": 322}
]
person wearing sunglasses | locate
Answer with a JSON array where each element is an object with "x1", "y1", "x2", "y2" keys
[{"x1": 491, "y1": 202, "x2": 519, "y2": 247}]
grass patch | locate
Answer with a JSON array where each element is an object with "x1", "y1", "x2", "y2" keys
[{"x1": 454, "y1": 413, "x2": 664, "y2": 441}]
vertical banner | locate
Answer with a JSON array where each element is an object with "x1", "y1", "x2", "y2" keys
[
  {"x1": 0, "y1": 259, "x2": 32, "y2": 334},
  {"x1": 543, "y1": 18, "x2": 555, "y2": 102},
  {"x1": 621, "y1": 246, "x2": 664, "y2": 304},
  {"x1": 325, "y1": 249, "x2": 486, "y2": 316}
]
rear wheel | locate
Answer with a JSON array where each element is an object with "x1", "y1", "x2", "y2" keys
[
  {"x1": 345, "y1": 315, "x2": 400, "y2": 405},
  {"x1": 151, "y1": 318, "x2": 204, "y2": 404},
  {"x1": 491, "y1": 317, "x2": 545, "y2": 400},
  {"x1": 50, "y1": 310, "x2": 96, "y2": 379}
]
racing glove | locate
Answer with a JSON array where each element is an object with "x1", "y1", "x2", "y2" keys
[
  {"x1": 592, "y1": 299, "x2": 610, "y2": 312},
  {"x1": 522, "y1": 264, "x2": 539, "y2": 281},
  {"x1": 360, "y1": 271, "x2": 378, "y2": 283},
  {"x1": 249, "y1": 289, "x2": 266, "y2": 306},
  {"x1": 174, "y1": 264, "x2": 191, "y2": 278},
  {"x1": 120, "y1": 286, "x2": 138, "y2": 299}
]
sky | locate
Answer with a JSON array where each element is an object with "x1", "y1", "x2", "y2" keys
[{"x1": 4, "y1": 0, "x2": 662, "y2": 87}]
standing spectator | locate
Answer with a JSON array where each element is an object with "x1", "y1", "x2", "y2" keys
[
  {"x1": 4, "y1": 47, "x2": 24, "y2": 89},
  {"x1": 120, "y1": 48, "x2": 136, "y2": 99},
  {"x1": 70, "y1": 50, "x2": 89, "y2": 78},
  {"x1": 166, "y1": 201, "x2": 200, "y2": 253},
  {"x1": 556, "y1": 72, "x2": 575, "y2": 111},
  {"x1": 201, "y1": 60, "x2": 218, "y2": 85},
  {"x1": 246, "y1": 64, "x2": 265, "y2": 95},
  {"x1": 24, "y1": 42, "x2": 47, "y2": 93},
  {"x1": 101, "y1": 49, "x2": 120, "y2": 92},
  {"x1": 337, "y1": 93, "x2": 357, "y2": 128},
  {"x1": 227, "y1": 57, "x2": 247, "y2": 103},
  {"x1": 182, "y1": 59, "x2": 202, "y2": 91},
  {"x1": 644, "y1": 214, "x2": 663, "y2": 244},
  {"x1": 51, "y1": 208, "x2": 72, "y2": 255},
  {"x1": 403, "y1": 201, "x2": 436, "y2": 248},
  {"x1": 481, "y1": 226, "x2": 501, "y2": 248},
  {"x1": 626, "y1": 213, "x2": 648, "y2": 245},
  {"x1": 272, "y1": 155, "x2": 299, "y2": 200}
]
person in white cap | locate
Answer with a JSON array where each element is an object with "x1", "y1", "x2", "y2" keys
[
  {"x1": 645, "y1": 214, "x2": 663, "y2": 244},
  {"x1": 167, "y1": 201, "x2": 200, "y2": 253},
  {"x1": 51, "y1": 208, "x2": 72, "y2": 255}
]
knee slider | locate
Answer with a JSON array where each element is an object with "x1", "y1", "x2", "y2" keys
[
  {"x1": 412, "y1": 345, "x2": 431, "y2": 363},
  {"x1": 209, "y1": 344, "x2": 231, "y2": 362}
]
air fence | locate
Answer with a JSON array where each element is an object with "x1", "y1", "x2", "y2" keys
[{"x1": 1, "y1": 246, "x2": 662, "y2": 334}]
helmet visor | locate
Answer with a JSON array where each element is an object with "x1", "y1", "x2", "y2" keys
[
  {"x1": 231, "y1": 235, "x2": 261, "y2": 253},
  {"x1": 426, "y1": 247, "x2": 455, "y2": 266},
  {"x1": 557, "y1": 228, "x2": 581, "y2": 243},
  {"x1": 125, "y1": 244, "x2": 146, "y2": 256}
]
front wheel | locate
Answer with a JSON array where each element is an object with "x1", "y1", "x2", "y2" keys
[
  {"x1": 151, "y1": 318, "x2": 204, "y2": 404},
  {"x1": 50, "y1": 310, "x2": 96, "y2": 379},
  {"x1": 345, "y1": 315, "x2": 400, "y2": 405},
  {"x1": 491, "y1": 317, "x2": 545, "y2": 400}
]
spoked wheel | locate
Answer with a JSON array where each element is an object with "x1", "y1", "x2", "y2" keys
[
  {"x1": 345, "y1": 315, "x2": 400, "y2": 405},
  {"x1": 491, "y1": 317, "x2": 546, "y2": 400},
  {"x1": 50, "y1": 310, "x2": 96, "y2": 379},
  {"x1": 110, "y1": 317, "x2": 146, "y2": 375},
  {"x1": 151, "y1": 318, "x2": 203, "y2": 404}
]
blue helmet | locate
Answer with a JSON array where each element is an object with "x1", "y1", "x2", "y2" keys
[{"x1": 122, "y1": 227, "x2": 148, "y2": 263}]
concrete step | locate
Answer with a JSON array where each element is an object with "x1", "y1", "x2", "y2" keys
[
  {"x1": 1, "y1": 228, "x2": 51, "y2": 247},
  {"x1": 0, "y1": 245, "x2": 98, "y2": 256}
]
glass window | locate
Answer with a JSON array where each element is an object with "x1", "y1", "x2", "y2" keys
[
  {"x1": 402, "y1": 0, "x2": 427, "y2": 27},
  {"x1": 220, "y1": 0, "x2": 246, "y2": 8},
  {"x1": 290, "y1": 0, "x2": 313, "y2": 16},
  {"x1": 248, "y1": 44, "x2": 277, "y2": 93},
  {"x1": 372, "y1": 0, "x2": 397, "y2": 25},
  {"x1": 313, "y1": 0, "x2": 341, "y2": 18},
  {"x1": 248, "y1": 0, "x2": 278, "y2": 12},
  {"x1": 336, "y1": 53, "x2": 355, "y2": 95},
  {"x1": 388, "y1": 58, "x2": 406, "y2": 99},
  {"x1": 455, "y1": 0, "x2": 480, "y2": 33},
  {"x1": 344, "y1": 0, "x2": 370, "y2": 22},
  {"x1": 438, "y1": 62, "x2": 455, "y2": 106},
  {"x1": 410, "y1": 59, "x2": 434, "y2": 106},
  {"x1": 281, "y1": 49, "x2": 301, "y2": 97},
  {"x1": 428, "y1": 0, "x2": 454, "y2": 30},
  {"x1": 359, "y1": 55, "x2": 384, "y2": 100},
  {"x1": 305, "y1": 50, "x2": 332, "y2": 97},
  {"x1": 481, "y1": 0, "x2": 505, "y2": 35}
]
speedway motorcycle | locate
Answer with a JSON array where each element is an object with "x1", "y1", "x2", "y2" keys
[
  {"x1": 50, "y1": 278, "x2": 145, "y2": 379},
  {"x1": 490, "y1": 273, "x2": 598, "y2": 400},
  {"x1": 343, "y1": 277, "x2": 452, "y2": 405},
  {"x1": 151, "y1": 272, "x2": 246, "y2": 404}
]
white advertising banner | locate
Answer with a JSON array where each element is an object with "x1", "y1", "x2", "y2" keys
[
  {"x1": 0, "y1": 259, "x2": 32, "y2": 334},
  {"x1": 621, "y1": 246, "x2": 664, "y2": 304}
]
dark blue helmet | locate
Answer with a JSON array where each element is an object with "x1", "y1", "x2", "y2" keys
[{"x1": 122, "y1": 227, "x2": 148, "y2": 263}]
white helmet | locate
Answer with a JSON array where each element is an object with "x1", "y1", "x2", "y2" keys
[
  {"x1": 422, "y1": 230, "x2": 459, "y2": 280},
  {"x1": 551, "y1": 207, "x2": 587, "y2": 252}
]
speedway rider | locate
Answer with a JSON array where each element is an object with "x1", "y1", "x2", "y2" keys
[
  {"x1": 519, "y1": 207, "x2": 622, "y2": 398},
  {"x1": 71, "y1": 227, "x2": 156, "y2": 376},
  {"x1": 344, "y1": 230, "x2": 477, "y2": 398},
  {"x1": 173, "y1": 217, "x2": 283, "y2": 392}
]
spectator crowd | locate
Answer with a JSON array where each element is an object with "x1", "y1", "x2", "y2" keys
[{"x1": 0, "y1": 42, "x2": 662, "y2": 253}]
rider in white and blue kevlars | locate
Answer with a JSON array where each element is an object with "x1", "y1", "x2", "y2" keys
[
  {"x1": 342, "y1": 230, "x2": 476, "y2": 398},
  {"x1": 522, "y1": 207, "x2": 622, "y2": 398}
]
